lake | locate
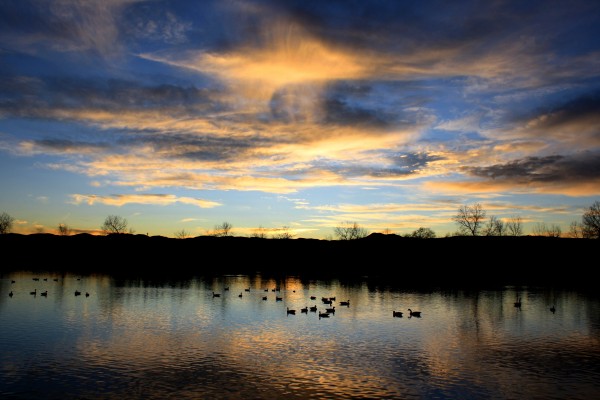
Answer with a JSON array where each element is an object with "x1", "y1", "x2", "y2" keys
[{"x1": 1, "y1": 271, "x2": 599, "y2": 399}]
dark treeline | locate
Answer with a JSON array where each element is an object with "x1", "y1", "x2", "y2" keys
[{"x1": 1, "y1": 233, "x2": 596, "y2": 289}]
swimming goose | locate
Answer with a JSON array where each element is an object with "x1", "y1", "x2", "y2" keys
[
  {"x1": 275, "y1": 296, "x2": 283, "y2": 301},
  {"x1": 85, "y1": 292, "x2": 90, "y2": 297},
  {"x1": 325, "y1": 306, "x2": 335, "y2": 313},
  {"x1": 40, "y1": 290, "x2": 48, "y2": 297},
  {"x1": 318, "y1": 311, "x2": 330, "y2": 318},
  {"x1": 310, "y1": 296, "x2": 316, "y2": 300},
  {"x1": 309, "y1": 305, "x2": 318, "y2": 312},
  {"x1": 514, "y1": 298, "x2": 521, "y2": 308},
  {"x1": 287, "y1": 307, "x2": 296, "y2": 315},
  {"x1": 550, "y1": 305, "x2": 556, "y2": 313},
  {"x1": 340, "y1": 300, "x2": 350, "y2": 306},
  {"x1": 300, "y1": 306, "x2": 308, "y2": 313},
  {"x1": 30, "y1": 289, "x2": 37, "y2": 295},
  {"x1": 408, "y1": 308, "x2": 421, "y2": 317},
  {"x1": 239, "y1": 292, "x2": 243, "y2": 298},
  {"x1": 262, "y1": 296, "x2": 268, "y2": 301},
  {"x1": 212, "y1": 292, "x2": 221, "y2": 297},
  {"x1": 9, "y1": 290, "x2": 13, "y2": 297},
  {"x1": 393, "y1": 310, "x2": 403, "y2": 317},
  {"x1": 74, "y1": 290, "x2": 81, "y2": 296}
]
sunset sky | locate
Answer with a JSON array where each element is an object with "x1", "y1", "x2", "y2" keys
[{"x1": 1, "y1": 0, "x2": 599, "y2": 238}]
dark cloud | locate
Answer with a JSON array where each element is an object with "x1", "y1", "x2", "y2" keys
[
  {"x1": 30, "y1": 139, "x2": 110, "y2": 153},
  {"x1": 527, "y1": 92, "x2": 600, "y2": 129},
  {"x1": 0, "y1": 75, "x2": 222, "y2": 116},
  {"x1": 118, "y1": 133, "x2": 275, "y2": 163},
  {"x1": 465, "y1": 152, "x2": 600, "y2": 183}
]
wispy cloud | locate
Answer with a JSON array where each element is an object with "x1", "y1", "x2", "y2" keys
[{"x1": 70, "y1": 194, "x2": 222, "y2": 208}]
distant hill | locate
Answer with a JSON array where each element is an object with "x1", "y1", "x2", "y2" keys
[{"x1": 0, "y1": 233, "x2": 596, "y2": 289}]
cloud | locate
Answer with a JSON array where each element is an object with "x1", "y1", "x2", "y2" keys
[
  {"x1": 426, "y1": 151, "x2": 600, "y2": 196},
  {"x1": 70, "y1": 193, "x2": 222, "y2": 208}
]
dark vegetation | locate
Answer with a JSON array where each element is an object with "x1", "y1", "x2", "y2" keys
[{"x1": 1, "y1": 232, "x2": 596, "y2": 290}]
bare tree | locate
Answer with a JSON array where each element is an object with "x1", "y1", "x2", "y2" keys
[
  {"x1": 505, "y1": 216, "x2": 523, "y2": 236},
  {"x1": 334, "y1": 222, "x2": 369, "y2": 240},
  {"x1": 174, "y1": 229, "x2": 191, "y2": 239},
  {"x1": 582, "y1": 200, "x2": 600, "y2": 239},
  {"x1": 0, "y1": 212, "x2": 15, "y2": 234},
  {"x1": 453, "y1": 203, "x2": 486, "y2": 236},
  {"x1": 251, "y1": 225, "x2": 268, "y2": 239},
  {"x1": 568, "y1": 221, "x2": 583, "y2": 238},
  {"x1": 410, "y1": 227, "x2": 436, "y2": 238},
  {"x1": 101, "y1": 215, "x2": 130, "y2": 234},
  {"x1": 213, "y1": 221, "x2": 232, "y2": 237},
  {"x1": 272, "y1": 226, "x2": 295, "y2": 239},
  {"x1": 483, "y1": 216, "x2": 505, "y2": 236},
  {"x1": 58, "y1": 223, "x2": 71, "y2": 236},
  {"x1": 532, "y1": 222, "x2": 562, "y2": 237}
]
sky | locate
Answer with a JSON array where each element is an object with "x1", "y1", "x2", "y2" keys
[{"x1": 0, "y1": 0, "x2": 599, "y2": 238}]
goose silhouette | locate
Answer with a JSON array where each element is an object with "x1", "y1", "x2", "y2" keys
[
  {"x1": 40, "y1": 290, "x2": 48, "y2": 297},
  {"x1": 318, "y1": 311, "x2": 330, "y2": 318},
  {"x1": 74, "y1": 290, "x2": 81, "y2": 296},
  {"x1": 393, "y1": 310, "x2": 403, "y2": 317},
  {"x1": 30, "y1": 289, "x2": 37, "y2": 296},
  {"x1": 408, "y1": 308, "x2": 421, "y2": 317},
  {"x1": 239, "y1": 292, "x2": 243, "y2": 298},
  {"x1": 287, "y1": 307, "x2": 296, "y2": 315},
  {"x1": 9, "y1": 290, "x2": 13, "y2": 297},
  {"x1": 340, "y1": 300, "x2": 350, "y2": 306},
  {"x1": 262, "y1": 296, "x2": 268, "y2": 301},
  {"x1": 550, "y1": 305, "x2": 556, "y2": 313},
  {"x1": 212, "y1": 292, "x2": 221, "y2": 297},
  {"x1": 309, "y1": 305, "x2": 318, "y2": 312},
  {"x1": 325, "y1": 306, "x2": 335, "y2": 313},
  {"x1": 300, "y1": 306, "x2": 308, "y2": 313},
  {"x1": 514, "y1": 298, "x2": 521, "y2": 308}
]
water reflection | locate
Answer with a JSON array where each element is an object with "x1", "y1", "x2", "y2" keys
[{"x1": 1, "y1": 272, "x2": 599, "y2": 399}]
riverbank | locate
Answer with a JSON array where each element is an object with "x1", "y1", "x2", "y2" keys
[{"x1": 1, "y1": 233, "x2": 596, "y2": 289}]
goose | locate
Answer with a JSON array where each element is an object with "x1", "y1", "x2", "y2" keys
[
  {"x1": 393, "y1": 310, "x2": 403, "y2": 317},
  {"x1": 212, "y1": 292, "x2": 221, "y2": 297},
  {"x1": 287, "y1": 307, "x2": 296, "y2": 315},
  {"x1": 53, "y1": 278, "x2": 58, "y2": 282},
  {"x1": 318, "y1": 311, "x2": 330, "y2": 318},
  {"x1": 340, "y1": 300, "x2": 350, "y2": 306},
  {"x1": 275, "y1": 296, "x2": 283, "y2": 301},
  {"x1": 9, "y1": 290, "x2": 13, "y2": 297},
  {"x1": 74, "y1": 290, "x2": 81, "y2": 296},
  {"x1": 85, "y1": 292, "x2": 90, "y2": 297},
  {"x1": 224, "y1": 287, "x2": 230, "y2": 291},
  {"x1": 11, "y1": 280, "x2": 16, "y2": 284},
  {"x1": 40, "y1": 290, "x2": 48, "y2": 297},
  {"x1": 239, "y1": 292, "x2": 243, "y2": 298},
  {"x1": 550, "y1": 305, "x2": 556, "y2": 313},
  {"x1": 30, "y1": 289, "x2": 37, "y2": 295},
  {"x1": 264, "y1": 289, "x2": 269, "y2": 292},
  {"x1": 326, "y1": 306, "x2": 335, "y2": 313},
  {"x1": 43, "y1": 278, "x2": 48, "y2": 281},
  {"x1": 33, "y1": 277, "x2": 39, "y2": 281},
  {"x1": 514, "y1": 298, "x2": 521, "y2": 308},
  {"x1": 408, "y1": 308, "x2": 421, "y2": 317},
  {"x1": 310, "y1": 296, "x2": 316, "y2": 300},
  {"x1": 300, "y1": 306, "x2": 308, "y2": 313},
  {"x1": 322, "y1": 298, "x2": 333, "y2": 305},
  {"x1": 262, "y1": 296, "x2": 268, "y2": 301},
  {"x1": 309, "y1": 305, "x2": 318, "y2": 312},
  {"x1": 245, "y1": 288, "x2": 250, "y2": 292}
]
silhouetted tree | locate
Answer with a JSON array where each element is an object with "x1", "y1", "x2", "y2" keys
[
  {"x1": 334, "y1": 222, "x2": 368, "y2": 240},
  {"x1": 568, "y1": 221, "x2": 584, "y2": 238},
  {"x1": 483, "y1": 216, "x2": 505, "y2": 236},
  {"x1": 58, "y1": 223, "x2": 71, "y2": 236},
  {"x1": 453, "y1": 203, "x2": 486, "y2": 236},
  {"x1": 213, "y1": 221, "x2": 232, "y2": 237},
  {"x1": 0, "y1": 212, "x2": 14, "y2": 234},
  {"x1": 410, "y1": 227, "x2": 436, "y2": 238},
  {"x1": 101, "y1": 215, "x2": 130, "y2": 234},
  {"x1": 505, "y1": 216, "x2": 523, "y2": 236},
  {"x1": 251, "y1": 225, "x2": 268, "y2": 239},
  {"x1": 582, "y1": 200, "x2": 600, "y2": 239},
  {"x1": 272, "y1": 226, "x2": 295, "y2": 239},
  {"x1": 174, "y1": 229, "x2": 191, "y2": 239},
  {"x1": 532, "y1": 222, "x2": 561, "y2": 237}
]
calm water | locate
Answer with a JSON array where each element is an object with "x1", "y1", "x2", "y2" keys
[{"x1": 1, "y1": 271, "x2": 599, "y2": 400}]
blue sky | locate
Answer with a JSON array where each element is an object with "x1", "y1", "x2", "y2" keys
[{"x1": 0, "y1": 0, "x2": 599, "y2": 238}]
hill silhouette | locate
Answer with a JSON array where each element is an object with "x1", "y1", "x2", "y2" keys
[{"x1": 0, "y1": 233, "x2": 596, "y2": 289}]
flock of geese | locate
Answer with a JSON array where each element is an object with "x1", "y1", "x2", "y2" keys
[
  {"x1": 7, "y1": 278, "x2": 89, "y2": 298},
  {"x1": 7, "y1": 280, "x2": 557, "y2": 315},
  {"x1": 210, "y1": 287, "x2": 423, "y2": 319}
]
